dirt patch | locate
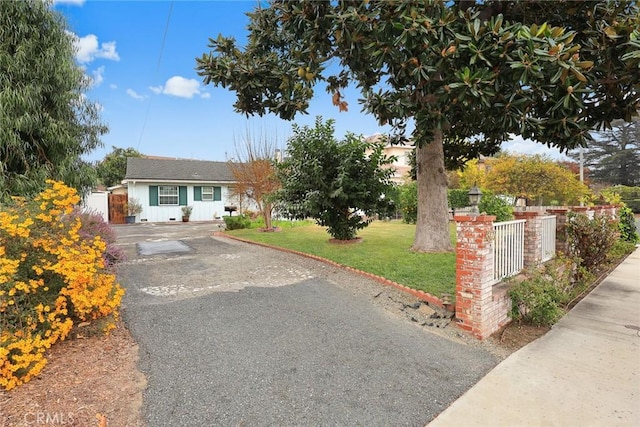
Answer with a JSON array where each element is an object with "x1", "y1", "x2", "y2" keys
[
  {"x1": 0, "y1": 322, "x2": 146, "y2": 427},
  {"x1": 487, "y1": 323, "x2": 551, "y2": 352}
]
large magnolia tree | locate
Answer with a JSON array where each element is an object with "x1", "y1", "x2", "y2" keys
[{"x1": 197, "y1": 1, "x2": 639, "y2": 252}]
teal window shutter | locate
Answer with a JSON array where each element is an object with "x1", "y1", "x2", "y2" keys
[
  {"x1": 214, "y1": 186, "x2": 222, "y2": 201},
  {"x1": 149, "y1": 186, "x2": 158, "y2": 206},
  {"x1": 179, "y1": 186, "x2": 187, "y2": 205},
  {"x1": 194, "y1": 186, "x2": 202, "y2": 201}
]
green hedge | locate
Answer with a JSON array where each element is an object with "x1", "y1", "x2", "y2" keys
[
  {"x1": 607, "y1": 186, "x2": 640, "y2": 213},
  {"x1": 223, "y1": 215, "x2": 251, "y2": 230}
]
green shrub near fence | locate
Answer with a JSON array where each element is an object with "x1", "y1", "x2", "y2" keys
[{"x1": 223, "y1": 215, "x2": 251, "y2": 230}]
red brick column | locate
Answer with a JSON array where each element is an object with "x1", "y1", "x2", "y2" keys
[
  {"x1": 454, "y1": 214, "x2": 496, "y2": 339},
  {"x1": 514, "y1": 211, "x2": 542, "y2": 267},
  {"x1": 546, "y1": 209, "x2": 569, "y2": 255}
]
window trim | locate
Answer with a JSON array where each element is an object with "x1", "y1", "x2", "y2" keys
[
  {"x1": 201, "y1": 186, "x2": 214, "y2": 201},
  {"x1": 158, "y1": 185, "x2": 179, "y2": 206}
]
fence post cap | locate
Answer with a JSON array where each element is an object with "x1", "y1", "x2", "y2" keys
[
  {"x1": 454, "y1": 214, "x2": 496, "y2": 222},
  {"x1": 513, "y1": 211, "x2": 541, "y2": 218}
]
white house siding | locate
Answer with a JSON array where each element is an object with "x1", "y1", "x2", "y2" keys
[{"x1": 127, "y1": 181, "x2": 234, "y2": 223}]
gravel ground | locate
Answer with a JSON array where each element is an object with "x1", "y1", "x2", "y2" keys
[{"x1": 115, "y1": 223, "x2": 503, "y2": 426}]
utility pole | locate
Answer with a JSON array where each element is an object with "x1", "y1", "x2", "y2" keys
[{"x1": 579, "y1": 146, "x2": 584, "y2": 206}]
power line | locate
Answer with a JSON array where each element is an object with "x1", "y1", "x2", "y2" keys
[{"x1": 137, "y1": 1, "x2": 174, "y2": 151}]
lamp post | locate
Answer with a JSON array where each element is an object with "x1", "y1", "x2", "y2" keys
[{"x1": 468, "y1": 186, "x2": 482, "y2": 215}]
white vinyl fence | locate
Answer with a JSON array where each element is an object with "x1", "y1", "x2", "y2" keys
[
  {"x1": 541, "y1": 215, "x2": 557, "y2": 262},
  {"x1": 493, "y1": 219, "x2": 525, "y2": 283}
]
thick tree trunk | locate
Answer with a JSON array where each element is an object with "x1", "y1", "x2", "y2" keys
[{"x1": 411, "y1": 130, "x2": 454, "y2": 253}]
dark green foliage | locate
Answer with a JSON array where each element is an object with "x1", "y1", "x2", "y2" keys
[
  {"x1": 223, "y1": 215, "x2": 251, "y2": 230},
  {"x1": 379, "y1": 184, "x2": 401, "y2": 220},
  {"x1": 626, "y1": 199, "x2": 640, "y2": 214},
  {"x1": 509, "y1": 258, "x2": 577, "y2": 326},
  {"x1": 276, "y1": 118, "x2": 395, "y2": 240},
  {"x1": 569, "y1": 119, "x2": 640, "y2": 186},
  {"x1": 606, "y1": 186, "x2": 640, "y2": 213},
  {"x1": 617, "y1": 206, "x2": 639, "y2": 243},
  {"x1": 566, "y1": 212, "x2": 619, "y2": 271},
  {"x1": 197, "y1": 1, "x2": 639, "y2": 155},
  {"x1": 478, "y1": 191, "x2": 514, "y2": 222},
  {"x1": 97, "y1": 147, "x2": 143, "y2": 188},
  {"x1": 448, "y1": 189, "x2": 470, "y2": 210},
  {"x1": 607, "y1": 239, "x2": 637, "y2": 261},
  {"x1": 0, "y1": 0, "x2": 107, "y2": 200},
  {"x1": 399, "y1": 182, "x2": 418, "y2": 224}
]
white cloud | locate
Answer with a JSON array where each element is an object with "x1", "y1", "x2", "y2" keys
[
  {"x1": 109, "y1": 83, "x2": 118, "y2": 90},
  {"x1": 156, "y1": 76, "x2": 202, "y2": 99},
  {"x1": 126, "y1": 89, "x2": 146, "y2": 100},
  {"x1": 91, "y1": 66, "x2": 105, "y2": 87},
  {"x1": 149, "y1": 76, "x2": 210, "y2": 99},
  {"x1": 73, "y1": 34, "x2": 120, "y2": 63},
  {"x1": 501, "y1": 134, "x2": 569, "y2": 160}
]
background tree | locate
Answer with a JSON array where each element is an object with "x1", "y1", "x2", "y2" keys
[
  {"x1": 96, "y1": 147, "x2": 143, "y2": 188},
  {"x1": 455, "y1": 158, "x2": 489, "y2": 190},
  {"x1": 0, "y1": 0, "x2": 107, "y2": 201},
  {"x1": 276, "y1": 117, "x2": 394, "y2": 241},
  {"x1": 197, "y1": 1, "x2": 639, "y2": 252},
  {"x1": 228, "y1": 128, "x2": 281, "y2": 230},
  {"x1": 485, "y1": 154, "x2": 590, "y2": 205},
  {"x1": 556, "y1": 160, "x2": 590, "y2": 188},
  {"x1": 568, "y1": 118, "x2": 640, "y2": 186}
]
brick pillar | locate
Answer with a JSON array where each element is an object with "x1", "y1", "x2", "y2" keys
[
  {"x1": 454, "y1": 214, "x2": 496, "y2": 339},
  {"x1": 514, "y1": 211, "x2": 542, "y2": 267},
  {"x1": 547, "y1": 209, "x2": 569, "y2": 255}
]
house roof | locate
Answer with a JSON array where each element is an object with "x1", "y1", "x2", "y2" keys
[{"x1": 125, "y1": 157, "x2": 235, "y2": 183}]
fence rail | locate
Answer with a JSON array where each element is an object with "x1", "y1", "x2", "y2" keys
[
  {"x1": 541, "y1": 216, "x2": 556, "y2": 262},
  {"x1": 493, "y1": 219, "x2": 525, "y2": 283}
]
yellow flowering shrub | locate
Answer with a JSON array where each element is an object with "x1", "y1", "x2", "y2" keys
[{"x1": 0, "y1": 181, "x2": 125, "y2": 390}]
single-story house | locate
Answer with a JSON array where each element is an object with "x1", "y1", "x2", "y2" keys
[{"x1": 124, "y1": 157, "x2": 243, "y2": 223}]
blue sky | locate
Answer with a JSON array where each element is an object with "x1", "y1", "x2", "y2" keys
[{"x1": 53, "y1": 0, "x2": 568, "y2": 163}]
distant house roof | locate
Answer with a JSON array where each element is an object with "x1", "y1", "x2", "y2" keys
[{"x1": 125, "y1": 157, "x2": 235, "y2": 183}]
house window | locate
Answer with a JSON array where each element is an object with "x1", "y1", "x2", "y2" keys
[
  {"x1": 202, "y1": 186, "x2": 214, "y2": 201},
  {"x1": 159, "y1": 186, "x2": 179, "y2": 205}
]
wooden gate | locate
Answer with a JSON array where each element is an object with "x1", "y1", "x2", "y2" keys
[{"x1": 108, "y1": 194, "x2": 127, "y2": 224}]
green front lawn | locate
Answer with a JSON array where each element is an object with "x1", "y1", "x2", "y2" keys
[{"x1": 225, "y1": 220, "x2": 456, "y2": 298}]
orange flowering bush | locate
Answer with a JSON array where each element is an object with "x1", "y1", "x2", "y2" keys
[{"x1": 0, "y1": 181, "x2": 125, "y2": 390}]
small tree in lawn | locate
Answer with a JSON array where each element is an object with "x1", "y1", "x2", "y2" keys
[
  {"x1": 277, "y1": 117, "x2": 395, "y2": 241},
  {"x1": 228, "y1": 127, "x2": 281, "y2": 230}
]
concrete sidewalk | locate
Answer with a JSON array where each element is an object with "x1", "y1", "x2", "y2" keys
[{"x1": 429, "y1": 247, "x2": 640, "y2": 427}]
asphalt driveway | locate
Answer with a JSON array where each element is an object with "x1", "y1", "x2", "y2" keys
[{"x1": 114, "y1": 222, "x2": 499, "y2": 426}]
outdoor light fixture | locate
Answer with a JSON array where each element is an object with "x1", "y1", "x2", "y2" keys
[{"x1": 468, "y1": 186, "x2": 482, "y2": 214}]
